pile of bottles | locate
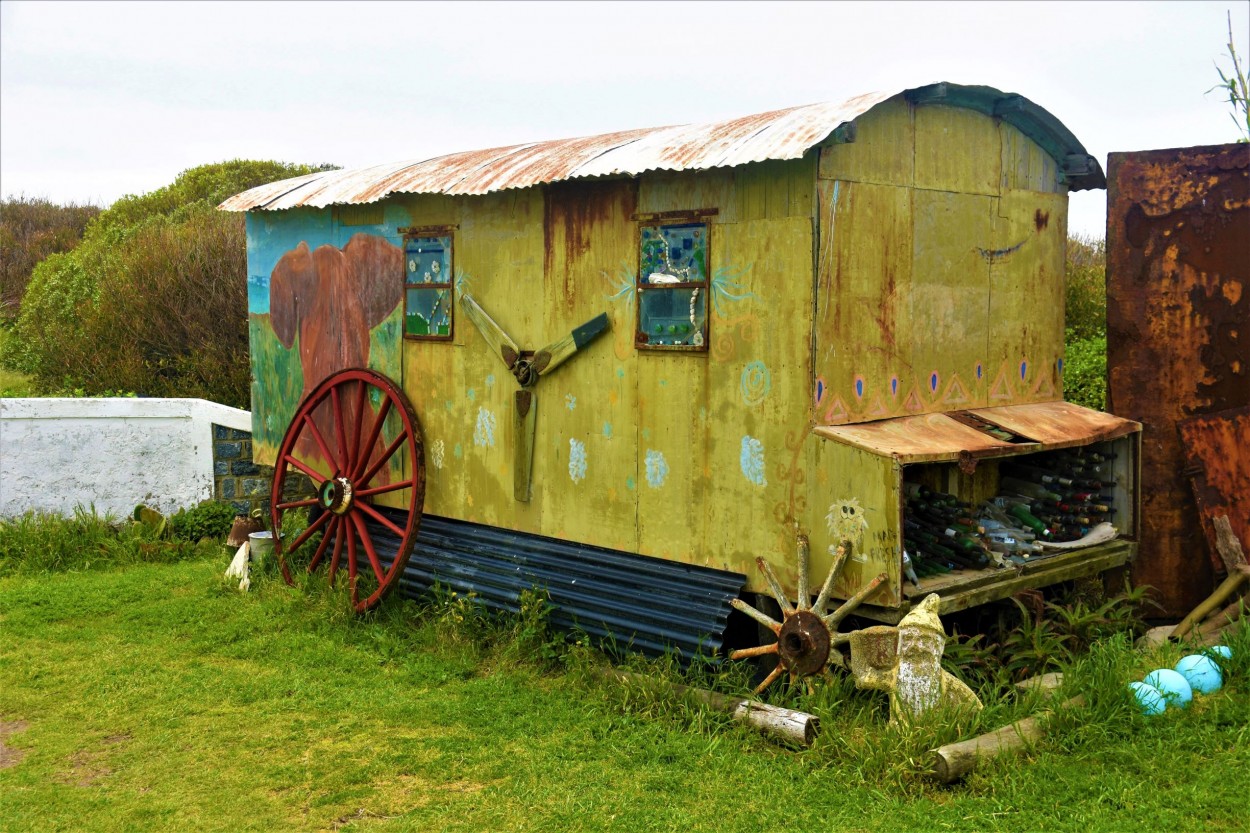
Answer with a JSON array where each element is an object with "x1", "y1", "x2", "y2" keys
[{"x1": 900, "y1": 447, "x2": 1118, "y2": 586}]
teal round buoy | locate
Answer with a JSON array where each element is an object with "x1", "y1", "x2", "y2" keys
[
  {"x1": 1144, "y1": 668, "x2": 1193, "y2": 708},
  {"x1": 1204, "y1": 645, "x2": 1232, "y2": 669},
  {"x1": 1129, "y1": 681, "x2": 1167, "y2": 715},
  {"x1": 1175, "y1": 654, "x2": 1223, "y2": 695}
]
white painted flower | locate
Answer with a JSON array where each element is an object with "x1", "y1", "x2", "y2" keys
[
  {"x1": 565, "y1": 393, "x2": 576, "y2": 410},
  {"x1": 431, "y1": 439, "x2": 445, "y2": 470},
  {"x1": 739, "y1": 435, "x2": 766, "y2": 486},
  {"x1": 568, "y1": 438, "x2": 587, "y2": 483},
  {"x1": 644, "y1": 449, "x2": 669, "y2": 489},
  {"x1": 473, "y1": 408, "x2": 496, "y2": 448}
]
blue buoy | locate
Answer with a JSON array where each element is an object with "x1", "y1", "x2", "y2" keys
[
  {"x1": 1129, "y1": 681, "x2": 1167, "y2": 715},
  {"x1": 1143, "y1": 668, "x2": 1193, "y2": 708},
  {"x1": 1175, "y1": 655, "x2": 1223, "y2": 695}
]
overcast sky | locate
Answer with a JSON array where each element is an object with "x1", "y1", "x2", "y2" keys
[{"x1": 2, "y1": 0, "x2": 1247, "y2": 238}]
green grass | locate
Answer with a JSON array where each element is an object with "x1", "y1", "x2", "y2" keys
[{"x1": 1, "y1": 516, "x2": 1247, "y2": 832}]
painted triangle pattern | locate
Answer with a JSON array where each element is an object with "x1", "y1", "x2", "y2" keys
[
  {"x1": 1030, "y1": 370, "x2": 1057, "y2": 399},
  {"x1": 867, "y1": 394, "x2": 890, "y2": 417},
  {"x1": 822, "y1": 395, "x2": 850, "y2": 424},
  {"x1": 988, "y1": 365, "x2": 1016, "y2": 401},
  {"x1": 902, "y1": 388, "x2": 925, "y2": 412},
  {"x1": 941, "y1": 373, "x2": 971, "y2": 405}
]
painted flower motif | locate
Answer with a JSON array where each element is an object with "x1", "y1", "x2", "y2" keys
[
  {"x1": 644, "y1": 449, "x2": 669, "y2": 489},
  {"x1": 431, "y1": 439, "x2": 446, "y2": 470},
  {"x1": 431, "y1": 259, "x2": 441, "y2": 276},
  {"x1": 565, "y1": 393, "x2": 576, "y2": 411},
  {"x1": 568, "y1": 438, "x2": 587, "y2": 483},
  {"x1": 739, "y1": 435, "x2": 767, "y2": 486},
  {"x1": 473, "y1": 407, "x2": 496, "y2": 448}
]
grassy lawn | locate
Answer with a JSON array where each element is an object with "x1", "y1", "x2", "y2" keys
[
  {"x1": 0, "y1": 327, "x2": 35, "y2": 396},
  {"x1": 1, "y1": 527, "x2": 1247, "y2": 832}
]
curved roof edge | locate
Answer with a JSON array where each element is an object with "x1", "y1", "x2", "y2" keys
[{"x1": 220, "y1": 82, "x2": 1105, "y2": 213}]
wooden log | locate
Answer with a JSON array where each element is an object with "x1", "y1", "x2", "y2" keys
[
  {"x1": 1198, "y1": 596, "x2": 1246, "y2": 637},
  {"x1": 1170, "y1": 572, "x2": 1248, "y2": 640},
  {"x1": 929, "y1": 696, "x2": 1083, "y2": 783},
  {"x1": 1213, "y1": 515, "x2": 1250, "y2": 576},
  {"x1": 597, "y1": 668, "x2": 819, "y2": 747}
]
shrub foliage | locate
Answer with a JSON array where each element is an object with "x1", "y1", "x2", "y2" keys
[
  {"x1": 0, "y1": 196, "x2": 99, "y2": 320},
  {"x1": 1063, "y1": 233, "x2": 1107, "y2": 410},
  {"x1": 1, "y1": 160, "x2": 333, "y2": 407}
]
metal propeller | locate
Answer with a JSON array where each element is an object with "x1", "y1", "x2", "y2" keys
[{"x1": 459, "y1": 292, "x2": 609, "y2": 501}]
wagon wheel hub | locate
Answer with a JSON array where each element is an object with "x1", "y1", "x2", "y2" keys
[
  {"x1": 319, "y1": 476, "x2": 355, "y2": 515},
  {"x1": 511, "y1": 358, "x2": 538, "y2": 388},
  {"x1": 777, "y1": 610, "x2": 831, "y2": 678}
]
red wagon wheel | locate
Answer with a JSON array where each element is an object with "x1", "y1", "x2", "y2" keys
[{"x1": 270, "y1": 368, "x2": 426, "y2": 612}]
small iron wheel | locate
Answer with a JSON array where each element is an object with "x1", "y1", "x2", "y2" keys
[
  {"x1": 730, "y1": 535, "x2": 887, "y2": 696},
  {"x1": 270, "y1": 368, "x2": 426, "y2": 612}
]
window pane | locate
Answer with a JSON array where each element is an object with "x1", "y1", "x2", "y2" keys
[
  {"x1": 639, "y1": 286, "x2": 707, "y2": 347},
  {"x1": 405, "y1": 287, "x2": 452, "y2": 337},
  {"x1": 404, "y1": 236, "x2": 450, "y2": 285},
  {"x1": 640, "y1": 223, "x2": 707, "y2": 284}
]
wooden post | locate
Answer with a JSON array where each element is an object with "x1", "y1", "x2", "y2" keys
[
  {"x1": 929, "y1": 696, "x2": 1083, "y2": 783},
  {"x1": 597, "y1": 669, "x2": 819, "y2": 747}
]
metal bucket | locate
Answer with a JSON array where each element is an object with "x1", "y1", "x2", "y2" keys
[{"x1": 248, "y1": 531, "x2": 274, "y2": 565}]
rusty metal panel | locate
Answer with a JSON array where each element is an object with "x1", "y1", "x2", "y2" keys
[
  {"x1": 1107, "y1": 142, "x2": 1250, "y2": 617},
  {"x1": 1178, "y1": 406, "x2": 1250, "y2": 574},
  {"x1": 220, "y1": 83, "x2": 1104, "y2": 212},
  {"x1": 968, "y1": 401, "x2": 1141, "y2": 448},
  {"x1": 812, "y1": 402, "x2": 1137, "y2": 463}
]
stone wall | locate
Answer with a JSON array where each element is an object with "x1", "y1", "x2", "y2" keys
[{"x1": 212, "y1": 424, "x2": 271, "y2": 516}]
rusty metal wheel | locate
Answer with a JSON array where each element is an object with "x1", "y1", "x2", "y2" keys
[
  {"x1": 270, "y1": 368, "x2": 426, "y2": 612},
  {"x1": 730, "y1": 535, "x2": 887, "y2": 696}
]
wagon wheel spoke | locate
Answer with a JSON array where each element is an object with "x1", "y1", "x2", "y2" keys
[
  {"x1": 732, "y1": 535, "x2": 886, "y2": 699},
  {"x1": 306, "y1": 515, "x2": 340, "y2": 574},
  {"x1": 270, "y1": 368, "x2": 426, "y2": 613}
]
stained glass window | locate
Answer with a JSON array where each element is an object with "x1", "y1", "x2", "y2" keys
[
  {"x1": 636, "y1": 222, "x2": 708, "y2": 350},
  {"x1": 403, "y1": 235, "x2": 453, "y2": 339}
]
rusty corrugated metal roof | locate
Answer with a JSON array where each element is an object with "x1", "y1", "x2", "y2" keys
[
  {"x1": 221, "y1": 83, "x2": 1104, "y2": 212},
  {"x1": 812, "y1": 402, "x2": 1140, "y2": 463}
]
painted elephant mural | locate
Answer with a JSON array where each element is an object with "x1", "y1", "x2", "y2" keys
[{"x1": 267, "y1": 232, "x2": 405, "y2": 478}]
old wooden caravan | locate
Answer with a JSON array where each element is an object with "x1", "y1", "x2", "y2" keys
[{"x1": 224, "y1": 82, "x2": 1139, "y2": 665}]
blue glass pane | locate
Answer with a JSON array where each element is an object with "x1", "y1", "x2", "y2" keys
[
  {"x1": 405, "y1": 287, "x2": 452, "y2": 336},
  {"x1": 405, "y1": 236, "x2": 451, "y2": 284},
  {"x1": 639, "y1": 223, "x2": 707, "y2": 284},
  {"x1": 638, "y1": 286, "x2": 707, "y2": 348}
]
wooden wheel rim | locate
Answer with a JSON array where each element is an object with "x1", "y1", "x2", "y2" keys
[{"x1": 270, "y1": 368, "x2": 426, "y2": 612}]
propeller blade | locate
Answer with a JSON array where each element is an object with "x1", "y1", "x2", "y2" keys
[
  {"x1": 532, "y1": 312, "x2": 610, "y2": 377},
  {"x1": 459, "y1": 292, "x2": 522, "y2": 370},
  {"x1": 513, "y1": 389, "x2": 537, "y2": 502}
]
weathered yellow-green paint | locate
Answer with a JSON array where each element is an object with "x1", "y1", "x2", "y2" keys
[
  {"x1": 814, "y1": 97, "x2": 1070, "y2": 426},
  {"x1": 247, "y1": 92, "x2": 1079, "y2": 607},
  {"x1": 800, "y1": 440, "x2": 900, "y2": 607}
]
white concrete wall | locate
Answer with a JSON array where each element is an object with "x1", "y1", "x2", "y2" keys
[{"x1": 0, "y1": 398, "x2": 252, "y2": 519}]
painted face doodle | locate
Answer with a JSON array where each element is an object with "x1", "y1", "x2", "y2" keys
[{"x1": 826, "y1": 498, "x2": 870, "y2": 561}]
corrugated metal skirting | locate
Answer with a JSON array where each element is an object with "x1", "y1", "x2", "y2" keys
[{"x1": 370, "y1": 510, "x2": 746, "y2": 658}]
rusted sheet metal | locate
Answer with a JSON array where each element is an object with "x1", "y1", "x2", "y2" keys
[
  {"x1": 968, "y1": 401, "x2": 1141, "y2": 449},
  {"x1": 220, "y1": 83, "x2": 1103, "y2": 212},
  {"x1": 814, "y1": 413, "x2": 1019, "y2": 462},
  {"x1": 812, "y1": 401, "x2": 1136, "y2": 463},
  {"x1": 1107, "y1": 142, "x2": 1250, "y2": 617},
  {"x1": 1178, "y1": 407, "x2": 1250, "y2": 574}
]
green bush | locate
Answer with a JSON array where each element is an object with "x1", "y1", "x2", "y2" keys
[
  {"x1": 0, "y1": 196, "x2": 99, "y2": 321},
  {"x1": 168, "y1": 500, "x2": 239, "y2": 543},
  {"x1": 1, "y1": 160, "x2": 334, "y2": 407},
  {"x1": 1063, "y1": 234, "x2": 1107, "y2": 410}
]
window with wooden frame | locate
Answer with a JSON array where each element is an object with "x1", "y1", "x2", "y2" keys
[
  {"x1": 402, "y1": 230, "x2": 453, "y2": 340},
  {"x1": 636, "y1": 217, "x2": 711, "y2": 351}
]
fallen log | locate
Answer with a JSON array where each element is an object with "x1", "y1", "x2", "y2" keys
[
  {"x1": 597, "y1": 668, "x2": 819, "y2": 747},
  {"x1": 1198, "y1": 596, "x2": 1246, "y2": 638},
  {"x1": 929, "y1": 696, "x2": 1083, "y2": 783},
  {"x1": 1171, "y1": 572, "x2": 1247, "y2": 640}
]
